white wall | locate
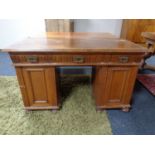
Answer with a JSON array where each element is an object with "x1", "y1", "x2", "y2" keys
[
  {"x1": 74, "y1": 19, "x2": 122, "y2": 37},
  {"x1": 0, "y1": 19, "x2": 122, "y2": 49},
  {"x1": 0, "y1": 19, "x2": 46, "y2": 48}
]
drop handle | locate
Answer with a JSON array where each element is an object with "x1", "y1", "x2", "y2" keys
[
  {"x1": 73, "y1": 56, "x2": 85, "y2": 63},
  {"x1": 27, "y1": 56, "x2": 38, "y2": 63},
  {"x1": 119, "y1": 56, "x2": 129, "y2": 63}
]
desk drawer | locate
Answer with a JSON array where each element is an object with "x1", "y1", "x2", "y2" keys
[
  {"x1": 110, "y1": 55, "x2": 142, "y2": 63},
  {"x1": 10, "y1": 54, "x2": 110, "y2": 64}
]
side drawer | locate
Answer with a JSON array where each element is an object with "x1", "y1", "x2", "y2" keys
[{"x1": 110, "y1": 54, "x2": 143, "y2": 63}]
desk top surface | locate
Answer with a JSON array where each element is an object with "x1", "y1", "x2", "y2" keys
[
  {"x1": 3, "y1": 32, "x2": 147, "y2": 53},
  {"x1": 141, "y1": 32, "x2": 155, "y2": 41}
]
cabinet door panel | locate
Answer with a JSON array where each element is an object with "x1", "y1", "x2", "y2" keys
[
  {"x1": 105, "y1": 67, "x2": 131, "y2": 105},
  {"x1": 24, "y1": 68, "x2": 48, "y2": 103},
  {"x1": 94, "y1": 66, "x2": 138, "y2": 109},
  {"x1": 104, "y1": 67, "x2": 138, "y2": 107},
  {"x1": 21, "y1": 67, "x2": 58, "y2": 108}
]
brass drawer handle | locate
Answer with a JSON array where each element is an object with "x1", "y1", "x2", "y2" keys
[
  {"x1": 73, "y1": 56, "x2": 85, "y2": 63},
  {"x1": 27, "y1": 56, "x2": 38, "y2": 63},
  {"x1": 119, "y1": 56, "x2": 129, "y2": 63}
]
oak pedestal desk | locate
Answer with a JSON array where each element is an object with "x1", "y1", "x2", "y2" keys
[{"x1": 3, "y1": 32, "x2": 147, "y2": 112}]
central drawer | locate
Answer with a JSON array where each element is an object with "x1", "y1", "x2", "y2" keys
[
  {"x1": 47, "y1": 54, "x2": 110, "y2": 63},
  {"x1": 10, "y1": 54, "x2": 111, "y2": 64}
]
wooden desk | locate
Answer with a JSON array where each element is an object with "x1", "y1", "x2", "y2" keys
[
  {"x1": 3, "y1": 32, "x2": 147, "y2": 112},
  {"x1": 141, "y1": 32, "x2": 155, "y2": 70}
]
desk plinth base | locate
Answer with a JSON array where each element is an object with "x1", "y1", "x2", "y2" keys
[
  {"x1": 24, "y1": 106, "x2": 60, "y2": 111},
  {"x1": 96, "y1": 105, "x2": 130, "y2": 112}
]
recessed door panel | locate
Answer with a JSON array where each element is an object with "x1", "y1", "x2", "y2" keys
[
  {"x1": 93, "y1": 66, "x2": 138, "y2": 108},
  {"x1": 105, "y1": 67, "x2": 130, "y2": 105},
  {"x1": 22, "y1": 67, "x2": 58, "y2": 107}
]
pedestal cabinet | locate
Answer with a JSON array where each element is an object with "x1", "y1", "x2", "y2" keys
[
  {"x1": 16, "y1": 67, "x2": 59, "y2": 110},
  {"x1": 93, "y1": 66, "x2": 138, "y2": 111}
]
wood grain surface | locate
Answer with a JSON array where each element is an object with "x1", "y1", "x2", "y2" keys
[{"x1": 2, "y1": 32, "x2": 147, "y2": 53}]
